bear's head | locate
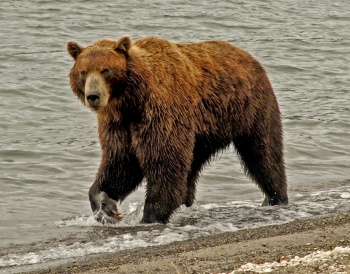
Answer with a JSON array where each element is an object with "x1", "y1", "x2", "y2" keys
[{"x1": 67, "y1": 36, "x2": 132, "y2": 111}]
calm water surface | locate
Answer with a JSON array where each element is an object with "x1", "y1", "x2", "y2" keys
[{"x1": 0, "y1": 0, "x2": 349, "y2": 272}]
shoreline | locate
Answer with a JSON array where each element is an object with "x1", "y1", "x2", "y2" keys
[{"x1": 15, "y1": 211, "x2": 350, "y2": 274}]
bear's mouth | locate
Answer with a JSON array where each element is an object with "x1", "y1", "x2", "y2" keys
[{"x1": 87, "y1": 104, "x2": 101, "y2": 111}]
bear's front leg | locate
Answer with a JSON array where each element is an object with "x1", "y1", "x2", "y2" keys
[
  {"x1": 140, "y1": 147, "x2": 193, "y2": 224},
  {"x1": 89, "y1": 153, "x2": 144, "y2": 224},
  {"x1": 89, "y1": 191, "x2": 122, "y2": 224},
  {"x1": 141, "y1": 176, "x2": 188, "y2": 224}
]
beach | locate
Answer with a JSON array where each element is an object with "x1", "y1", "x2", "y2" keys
[{"x1": 20, "y1": 212, "x2": 350, "y2": 274}]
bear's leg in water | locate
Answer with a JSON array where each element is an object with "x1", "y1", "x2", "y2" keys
[
  {"x1": 141, "y1": 145, "x2": 193, "y2": 224},
  {"x1": 233, "y1": 128, "x2": 288, "y2": 206},
  {"x1": 89, "y1": 153, "x2": 144, "y2": 223}
]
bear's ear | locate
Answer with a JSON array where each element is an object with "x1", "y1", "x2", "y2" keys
[
  {"x1": 67, "y1": 41, "x2": 84, "y2": 60},
  {"x1": 115, "y1": 36, "x2": 132, "y2": 54}
]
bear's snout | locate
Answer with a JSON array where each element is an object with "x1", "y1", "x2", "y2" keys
[
  {"x1": 84, "y1": 73, "x2": 109, "y2": 110},
  {"x1": 86, "y1": 92, "x2": 100, "y2": 107}
]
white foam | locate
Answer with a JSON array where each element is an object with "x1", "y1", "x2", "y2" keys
[
  {"x1": 225, "y1": 200, "x2": 258, "y2": 208},
  {"x1": 231, "y1": 246, "x2": 350, "y2": 273},
  {"x1": 0, "y1": 233, "x2": 151, "y2": 267},
  {"x1": 200, "y1": 203, "x2": 226, "y2": 210},
  {"x1": 55, "y1": 215, "x2": 105, "y2": 227},
  {"x1": 202, "y1": 222, "x2": 239, "y2": 234},
  {"x1": 340, "y1": 192, "x2": 350, "y2": 199},
  {"x1": 152, "y1": 230, "x2": 187, "y2": 245},
  {"x1": 55, "y1": 201, "x2": 144, "y2": 228}
]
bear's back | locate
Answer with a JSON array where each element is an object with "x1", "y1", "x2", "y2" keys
[{"x1": 133, "y1": 37, "x2": 265, "y2": 87}]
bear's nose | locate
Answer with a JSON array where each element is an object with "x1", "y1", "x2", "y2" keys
[{"x1": 86, "y1": 93, "x2": 100, "y2": 106}]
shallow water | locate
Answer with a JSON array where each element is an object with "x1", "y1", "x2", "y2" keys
[{"x1": 0, "y1": 0, "x2": 349, "y2": 272}]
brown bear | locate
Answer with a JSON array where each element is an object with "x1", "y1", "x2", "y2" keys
[{"x1": 67, "y1": 36, "x2": 288, "y2": 224}]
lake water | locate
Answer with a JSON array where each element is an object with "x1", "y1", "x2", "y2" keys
[{"x1": 0, "y1": 0, "x2": 349, "y2": 272}]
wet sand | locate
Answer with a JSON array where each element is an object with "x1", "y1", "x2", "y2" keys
[{"x1": 20, "y1": 212, "x2": 350, "y2": 274}]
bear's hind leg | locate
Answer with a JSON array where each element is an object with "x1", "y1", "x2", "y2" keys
[
  {"x1": 185, "y1": 138, "x2": 219, "y2": 207},
  {"x1": 233, "y1": 132, "x2": 288, "y2": 206}
]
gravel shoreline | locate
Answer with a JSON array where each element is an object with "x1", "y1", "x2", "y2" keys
[{"x1": 16, "y1": 212, "x2": 350, "y2": 274}]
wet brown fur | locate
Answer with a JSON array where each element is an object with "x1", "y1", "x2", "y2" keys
[{"x1": 67, "y1": 36, "x2": 288, "y2": 224}]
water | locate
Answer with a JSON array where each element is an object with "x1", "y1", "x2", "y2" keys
[{"x1": 0, "y1": 0, "x2": 349, "y2": 272}]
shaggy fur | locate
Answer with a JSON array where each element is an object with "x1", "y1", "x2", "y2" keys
[{"x1": 67, "y1": 36, "x2": 288, "y2": 224}]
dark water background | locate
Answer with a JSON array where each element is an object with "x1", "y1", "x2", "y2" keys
[{"x1": 0, "y1": 0, "x2": 349, "y2": 272}]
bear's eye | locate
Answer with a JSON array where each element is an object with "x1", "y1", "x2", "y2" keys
[
  {"x1": 101, "y1": 68, "x2": 110, "y2": 75},
  {"x1": 80, "y1": 71, "x2": 87, "y2": 77}
]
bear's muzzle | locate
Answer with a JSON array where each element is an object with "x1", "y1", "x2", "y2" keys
[{"x1": 84, "y1": 73, "x2": 109, "y2": 110}]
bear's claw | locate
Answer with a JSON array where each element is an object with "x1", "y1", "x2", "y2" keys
[
  {"x1": 93, "y1": 192, "x2": 122, "y2": 224},
  {"x1": 112, "y1": 210, "x2": 123, "y2": 221}
]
